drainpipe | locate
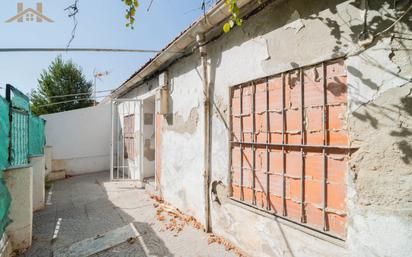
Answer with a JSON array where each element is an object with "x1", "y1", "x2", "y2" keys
[{"x1": 197, "y1": 33, "x2": 211, "y2": 232}]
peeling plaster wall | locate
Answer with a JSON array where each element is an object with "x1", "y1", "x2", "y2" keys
[
  {"x1": 206, "y1": 0, "x2": 412, "y2": 256},
  {"x1": 159, "y1": 53, "x2": 206, "y2": 224},
  {"x1": 118, "y1": 0, "x2": 412, "y2": 256}
]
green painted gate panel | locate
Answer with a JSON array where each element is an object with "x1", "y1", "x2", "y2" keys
[
  {"x1": 0, "y1": 98, "x2": 9, "y2": 171},
  {"x1": 0, "y1": 97, "x2": 11, "y2": 235},
  {"x1": 10, "y1": 111, "x2": 29, "y2": 166},
  {"x1": 29, "y1": 115, "x2": 45, "y2": 156}
]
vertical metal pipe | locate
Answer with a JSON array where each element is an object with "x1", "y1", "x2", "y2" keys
[
  {"x1": 120, "y1": 102, "x2": 125, "y2": 178},
  {"x1": 281, "y1": 73, "x2": 286, "y2": 216},
  {"x1": 300, "y1": 68, "x2": 305, "y2": 223},
  {"x1": 240, "y1": 86, "x2": 244, "y2": 201},
  {"x1": 110, "y1": 99, "x2": 114, "y2": 181},
  {"x1": 122, "y1": 102, "x2": 125, "y2": 179},
  {"x1": 117, "y1": 102, "x2": 120, "y2": 180},
  {"x1": 252, "y1": 83, "x2": 256, "y2": 205},
  {"x1": 197, "y1": 33, "x2": 211, "y2": 232},
  {"x1": 127, "y1": 101, "x2": 131, "y2": 179},
  {"x1": 265, "y1": 79, "x2": 270, "y2": 210},
  {"x1": 228, "y1": 87, "x2": 234, "y2": 197},
  {"x1": 322, "y1": 62, "x2": 328, "y2": 231}
]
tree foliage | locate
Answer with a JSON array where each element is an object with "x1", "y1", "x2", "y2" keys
[
  {"x1": 31, "y1": 56, "x2": 93, "y2": 115},
  {"x1": 121, "y1": 0, "x2": 243, "y2": 32}
]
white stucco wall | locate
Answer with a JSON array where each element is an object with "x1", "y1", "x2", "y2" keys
[
  {"x1": 29, "y1": 156, "x2": 45, "y2": 211},
  {"x1": 42, "y1": 104, "x2": 111, "y2": 175},
  {"x1": 4, "y1": 166, "x2": 33, "y2": 251}
]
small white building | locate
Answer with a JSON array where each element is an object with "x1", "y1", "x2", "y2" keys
[{"x1": 46, "y1": 0, "x2": 412, "y2": 256}]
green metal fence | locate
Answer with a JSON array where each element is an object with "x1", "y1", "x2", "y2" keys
[
  {"x1": 0, "y1": 84, "x2": 46, "y2": 236},
  {"x1": 0, "y1": 97, "x2": 11, "y2": 236},
  {"x1": 29, "y1": 115, "x2": 45, "y2": 156},
  {"x1": 7, "y1": 85, "x2": 30, "y2": 166}
]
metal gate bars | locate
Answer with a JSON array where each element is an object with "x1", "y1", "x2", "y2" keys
[{"x1": 110, "y1": 99, "x2": 141, "y2": 181}]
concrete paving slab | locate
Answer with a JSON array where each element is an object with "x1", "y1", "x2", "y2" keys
[
  {"x1": 53, "y1": 223, "x2": 140, "y2": 257},
  {"x1": 20, "y1": 172, "x2": 238, "y2": 257}
]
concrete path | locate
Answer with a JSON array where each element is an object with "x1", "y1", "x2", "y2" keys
[{"x1": 22, "y1": 172, "x2": 237, "y2": 257}]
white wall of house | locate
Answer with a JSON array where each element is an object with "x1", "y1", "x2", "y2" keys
[
  {"x1": 116, "y1": 0, "x2": 412, "y2": 256},
  {"x1": 42, "y1": 104, "x2": 111, "y2": 175}
]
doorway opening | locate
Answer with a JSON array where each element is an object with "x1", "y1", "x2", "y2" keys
[{"x1": 142, "y1": 95, "x2": 156, "y2": 186}]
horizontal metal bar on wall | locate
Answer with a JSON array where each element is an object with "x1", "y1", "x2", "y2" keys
[
  {"x1": 230, "y1": 141, "x2": 356, "y2": 150},
  {"x1": 229, "y1": 197, "x2": 345, "y2": 241}
]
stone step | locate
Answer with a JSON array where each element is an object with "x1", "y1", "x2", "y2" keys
[{"x1": 47, "y1": 170, "x2": 66, "y2": 181}]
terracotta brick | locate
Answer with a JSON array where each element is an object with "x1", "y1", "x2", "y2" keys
[
  {"x1": 306, "y1": 131, "x2": 324, "y2": 145},
  {"x1": 286, "y1": 132, "x2": 302, "y2": 145},
  {"x1": 327, "y1": 213, "x2": 346, "y2": 237},
  {"x1": 304, "y1": 179, "x2": 322, "y2": 206},
  {"x1": 327, "y1": 182, "x2": 346, "y2": 212},
  {"x1": 256, "y1": 191, "x2": 267, "y2": 209},
  {"x1": 242, "y1": 187, "x2": 254, "y2": 203},
  {"x1": 269, "y1": 194, "x2": 283, "y2": 214},
  {"x1": 242, "y1": 85, "x2": 253, "y2": 96},
  {"x1": 286, "y1": 177, "x2": 301, "y2": 201},
  {"x1": 268, "y1": 111, "x2": 282, "y2": 131},
  {"x1": 285, "y1": 109, "x2": 301, "y2": 131},
  {"x1": 268, "y1": 149, "x2": 282, "y2": 174},
  {"x1": 327, "y1": 154, "x2": 347, "y2": 184},
  {"x1": 303, "y1": 65, "x2": 323, "y2": 106},
  {"x1": 305, "y1": 152, "x2": 323, "y2": 181},
  {"x1": 232, "y1": 167, "x2": 253, "y2": 188},
  {"x1": 328, "y1": 105, "x2": 347, "y2": 130},
  {"x1": 328, "y1": 130, "x2": 348, "y2": 145},
  {"x1": 254, "y1": 171, "x2": 267, "y2": 192},
  {"x1": 285, "y1": 199, "x2": 302, "y2": 221},
  {"x1": 269, "y1": 132, "x2": 283, "y2": 144},
  {"x1": 269, "y1": 174, "x2": 283, "y2": 197},
  {"x1": 232, "y1": 97, "x2": 241, "y2": 115},
  {"x1": 326, "y1": 59, "x2": 345, "y2": 77},
  {"x1": 326, "y1": 78, "x2": 347, "y2": 105},
  {"x1": 233, "y1": 88, "x2": 241, "y2": 99},
  {"x1": 255, "y1": 95, "x2": 267, "y2": 114},
  {"x1": 242, "y1": 147, "x2": 253, "y2": 170},
  {"x1": 326, "y1": 76, "x2": 347, "y2": 105},
  {"x1": 285, "y1": 151, "x2": 302, "y2": 178},
  {"x1": 231, "y1": 146, "x2": 241, "y2": 165},
  {"x1": 255, "y1": 148, "x2": 266, "y2": 172},
  {"x1": 305, "y1": 204, "x2": 324, "y2": 229},
  {"x1": 306, "y1": 107, "x2": 323, "y2": 132},
  {"x1": 285, "y1": 70, "x2": 301, "y2": 109},
  {"x1": 268, "y1": 76, "x2": 283, "y2": 110},
  {"x1": 232, "y1": 184, "x2": 241, "y2": 199},
  {"x1": 232, "y1": 116, "x2": 240, "y2": 138}
]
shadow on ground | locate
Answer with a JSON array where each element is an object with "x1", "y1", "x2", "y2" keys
[{"x1": 21, "y1": 172, "x2": 235, "y2": 257}]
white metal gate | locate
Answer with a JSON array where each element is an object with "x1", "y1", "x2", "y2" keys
[{"x1": 110, "y1": 98, "x2": 142, "y2": 180}]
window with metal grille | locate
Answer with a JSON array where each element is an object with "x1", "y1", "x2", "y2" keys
[
  {"x1": 124, "y1": 114, "x2": 135, "y2": 160},
  {"x1": 229, "y1": 59, "x2": 350, "y2": 238}
]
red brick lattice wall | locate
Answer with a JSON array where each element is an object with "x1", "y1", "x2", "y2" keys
[{"x1": 230, "y1": 59, "x2": 349, "y2": 238}]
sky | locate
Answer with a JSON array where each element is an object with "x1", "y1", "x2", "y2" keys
[{"x1": 0, "y1": 0, "x2": 212, "y2": 98}]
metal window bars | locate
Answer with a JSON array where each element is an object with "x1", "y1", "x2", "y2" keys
[{"x1": 229, "y1": 59, "x2": 354, "y2": 239}]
